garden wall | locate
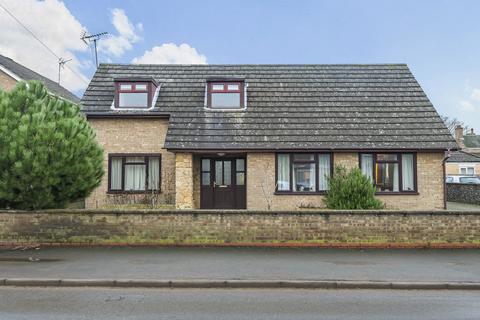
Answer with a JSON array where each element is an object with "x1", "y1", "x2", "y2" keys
[
  {"x1": 1, "y1": 210, "x2": 480, "y2": 248},
  {"x1": 446, "y1": 183, "x2": 480, "y2": 205}
]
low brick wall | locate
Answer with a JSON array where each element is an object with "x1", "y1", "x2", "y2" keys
[
  {"x1": 1, "y1": 210, "x2": 480, "y2": 248},
  {"x1": 447, "y1": 183, "x2": 480, "y2": 205}
]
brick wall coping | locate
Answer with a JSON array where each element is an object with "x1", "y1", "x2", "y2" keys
[{"x1": 1, "y1": 209, "x2": 480, "y2": 216}]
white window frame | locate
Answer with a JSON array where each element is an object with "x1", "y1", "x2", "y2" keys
[{"x1": 459, "y1": 163, "x2": 476, "y2": 175}]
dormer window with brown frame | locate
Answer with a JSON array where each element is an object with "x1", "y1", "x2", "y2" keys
[
  {"x1": 207, "y1": 81, "x2": 245, "y2": 109},
  {"x1": 114, "y1": 78, "x2": 158, "y2": 109}
]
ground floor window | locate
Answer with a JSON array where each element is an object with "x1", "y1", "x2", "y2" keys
[
  {"x1": 359, "y1": 153, "x2": 416, "y2": 193},
  {"x1": 276, "y1": 153, "x2": 332, "y2": 193},
  {"x1": 108, "y1": 154, "x2": 161, "y2": 192}
]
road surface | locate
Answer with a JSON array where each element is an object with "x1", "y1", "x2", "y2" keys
[{"x1": 0, "y1": 287, "x2": 479, "y2": 320}]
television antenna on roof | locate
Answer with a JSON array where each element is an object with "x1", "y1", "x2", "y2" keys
[
  {"x1": 58, "y1": 57, "x2": 72, "y2": 85},
  {"x1": 81, "y1": 31, "x2": 108, "y2": 68}
]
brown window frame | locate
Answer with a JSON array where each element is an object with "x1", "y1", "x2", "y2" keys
[
  {"x1": 108, "y1": 153, "x2": 162, "y2": 193},
  {"x1": 207, "y1": 81, "x2": 244, "y2": 109},
  {"x1": 275, "y1": 153, "x2": 334, "y2": 195},
  {"x1": 115, "y1": 82, "x2": 155, "y2": 109},
  {"x1": 358, "y1": 152, "x2": 418, "y2": 195}
]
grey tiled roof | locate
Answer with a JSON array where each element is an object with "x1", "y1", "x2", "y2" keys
[
  {"x1": 464, "y1": 135, "x2": 480, "y2": 148},
  {"x1": 0, "y1": 54, "x2": 80, "y2": 103},
  {"x1": 446, "y1": 151, "x2": 480, "y2": 163},
  {"x1": 81, "y1": 64, "x2": 457, "y2": 150}
]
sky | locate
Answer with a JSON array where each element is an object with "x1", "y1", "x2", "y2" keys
[{"x1": 0, "y1": 0, "x2": 479, "y2": 129}]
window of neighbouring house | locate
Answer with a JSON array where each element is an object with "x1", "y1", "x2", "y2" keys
[
  {"x1": 115, "y1": 80, "x2": 157, "y2": 109},
  {"x1": 207, "y1": 81, "x2": 244, "y2": 109},
  {"x1": 109, "y1": 154, "x2": 161, "y2": 192},
  {"x1": 359, "y1": 153, "x2": 416, "y2": 193},
  {"x1": 276, "y1": 153, "x2": 332, "y2": 193},
  {"x1": 460, "y1": 166, "x2": 475, "y2": 175}
]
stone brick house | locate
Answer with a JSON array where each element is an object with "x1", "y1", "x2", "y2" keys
[
  {"x1": 81, "y1": 64, "x2": 456, "y2": 210},
  {"x1": 445, "y1": 126, "x2": 480, "y2": 177},
  {"x1": 0, "y1": 54, "x2": 79, "y2": 103}
]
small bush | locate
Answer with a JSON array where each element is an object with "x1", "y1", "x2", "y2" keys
[{"x1": 324, "y1": 165, "x2": 384, "y2": 209}]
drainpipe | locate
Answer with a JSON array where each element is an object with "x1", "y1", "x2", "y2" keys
[{"x1": 442, "y1": 149, "x2": 451, "y2": 210}]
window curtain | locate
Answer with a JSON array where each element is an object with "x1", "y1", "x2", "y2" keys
[
  {"x1": 402, "y1": 154, "x2": 414, "y2": 191},
  {"x1": 277, "y1": 154, "x2": 290, "y2": 191},
  {"x1": 148, "y1": 157, "x2": 160, "y2": 190},
  {"x1": 318, "y1": 154, "x2": 330, "y2": 191},
  {"x1": 110, "y1": 157, "x2": 122, "y2": 190},
  {"x1": 393, "y1": 164, "x2": 399, "y2": 192},
  {"x1": 360, "y1": 154, "x2": 374, "y2": 181},
  {"x1": 125, "y1": 164, "x2": 146, "y2": 190}
]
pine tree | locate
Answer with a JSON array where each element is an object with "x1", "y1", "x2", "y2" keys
[{"x1": 0, "y1": 81, "x2": 103, "y2": 210}]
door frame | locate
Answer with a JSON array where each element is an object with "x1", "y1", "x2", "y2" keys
[{"x1": 200, "y1": 155, "x2": 247, "y2": 209}]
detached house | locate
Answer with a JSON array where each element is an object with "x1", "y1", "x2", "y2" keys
[{"x1": 81, "y1": 64, "x2": 456, "y2": 210}]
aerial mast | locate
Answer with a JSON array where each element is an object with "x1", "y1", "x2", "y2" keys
[{"x1": 81, "y1": 31, "x2": 108, "y2": 67}]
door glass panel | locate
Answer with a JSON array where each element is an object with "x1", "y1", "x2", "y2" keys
[
  {"x1": 236, "y1": 159, "x2": 245, "y2": 171},
  {"x1": 202, "y1": 159, "x2": 210, "y2": 172},
  {"x1": 202, "y1": 172, "x2": 210, "y2": 186},
  {"x1": 215, "y1": 161, "x2": 223, "y2": 185},
  {"x1": 223, "y1": 161, "x2": 231, "y2": 185},
  {"x1": 236, "y1": 172, "x2": 245, "y2": 185}
]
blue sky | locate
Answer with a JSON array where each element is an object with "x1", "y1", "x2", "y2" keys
[{"x1": 2, "y1": 0, "x2": 479, "y2": 129}]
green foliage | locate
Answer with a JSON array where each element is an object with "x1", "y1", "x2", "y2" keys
[
  {"x1": 0, "y1": 81, "x2": 104, "y2": 210},
  {"x1": 324, "y1": 165, "x2": 384, "y2": 210}
]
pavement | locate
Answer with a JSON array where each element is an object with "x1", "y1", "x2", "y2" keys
[
  {"x1": 447, "y1": 201, "x2": 480, "y2": 210},
  {"x1": 1, "y1": 247, "x2": 480, "y2": 288},
  {"x1": 0, "y1": 287, "x2": 479, "y2": 319}
]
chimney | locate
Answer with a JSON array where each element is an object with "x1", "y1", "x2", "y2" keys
[{"x1": 455, "y1": 125, "x2": 464, "y2": 148}]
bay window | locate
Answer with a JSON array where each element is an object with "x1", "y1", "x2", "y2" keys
[
  {"x1": 276, "y1": 153, "x2": 332, "y2": 193},
  {"x1": 359, "y1": 153, "x2": 416, "y2": 193},
  {"x1": 108, "y1": 154, "x2": 161, "y2": 192}
]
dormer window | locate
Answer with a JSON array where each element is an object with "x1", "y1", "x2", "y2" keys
[
  {"x1": 114, "y1": 78, "x2": 158, "y2": 109},
  {"x1": 207, "y1": 81, "x2": 244, "y2": 109}
]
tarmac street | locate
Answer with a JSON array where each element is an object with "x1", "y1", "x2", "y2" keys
[{"x1": 0, "y1": 287, "x2": 479, "y2": 320}]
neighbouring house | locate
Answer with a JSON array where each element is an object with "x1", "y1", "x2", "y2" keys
[
  {"x1": 446, "y1": 126, "x2": 480, "y2": 176},
  {"x1": 81, "y1": 64, "x2": 456, "y2": 210},
  {"x1": 0, "y1": 54, "x2": 80, "y2": 103}
]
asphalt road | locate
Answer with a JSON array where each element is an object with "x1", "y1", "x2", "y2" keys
[
  {"x1": 1, "y1": 247, "x2": 480, "y2": 282},
  {"x1": 0, "y1": 287, "x2": 479, "y2": 320}
]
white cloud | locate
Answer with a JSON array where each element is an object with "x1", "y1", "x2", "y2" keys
[
  {"x1": 0, "y1": 0, "x2": 89, "y2": 92},
  {"x1": 98, "y1": 8, "x2": 142, "y2": 57},
  {"x1": 132, "y1": 43, "x2": 207, "y2": 64},
  {"x1": 470, "y1": 88, "x2": 480, "y2": 102},
  {"x1": 460, "y1": 100, "x2": 475, "y2": 111},
  {"x1": 458, "y1": 85, "x2": 480, "y2": 112}
]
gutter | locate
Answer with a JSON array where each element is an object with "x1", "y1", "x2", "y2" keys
[
  {"x1": 442, "y1": 149, "x2": 452, "y2": 210},
  {"x1": 84, "y1": 112, "x2": 170, "y2": 119}
]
